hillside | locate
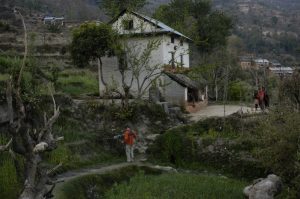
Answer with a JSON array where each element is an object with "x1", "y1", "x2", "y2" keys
[{"x1": 1, "y1": 0, "x2": 299, "y2": 65}]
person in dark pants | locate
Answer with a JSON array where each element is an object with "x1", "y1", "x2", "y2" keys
[
  {"x1": 258, "y1": 87, "x2": 266, "y2": 110},
  {"x1": 123, "y1": 128, "x2": 137, "y2": 162}
]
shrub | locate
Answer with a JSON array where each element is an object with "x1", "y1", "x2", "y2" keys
[{"x1": 253, "y1": 110, "x2": 300, "y2": 198}]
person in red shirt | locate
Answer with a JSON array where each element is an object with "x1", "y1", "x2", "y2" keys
[
  {"x1": 258, "y1": 86, "x2": 266, "y2": 110},
  {"x1": 123, "y1": 127, "x2": 137, "y2": 162}
]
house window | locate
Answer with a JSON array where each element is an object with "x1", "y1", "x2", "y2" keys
[
  {"x1": 171, "y1": 36, "x2": 175, "y2": 43},
  {"x1": 180, "y1": 39, "x2": 183, "y2": 46},
  {"x1": 123, "y1": 20, "x2": 134, "y2": 30},
  {"x1": 180, "y1": 54, "x2": 184, "y2": 67}
]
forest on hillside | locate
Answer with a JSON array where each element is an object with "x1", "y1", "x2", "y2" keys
[{"x1": 8, "y1": 0, "x2": 300, "y2": 65}]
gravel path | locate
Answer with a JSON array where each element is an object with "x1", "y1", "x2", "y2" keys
[{"x1": 187, "y1": 105, "x2": 254, "y2": 122}]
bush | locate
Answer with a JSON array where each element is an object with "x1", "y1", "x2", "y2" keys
[
  {"x1": 228, "y1": 80, "x2": 252, "y2": 101},
  {"x1": 253, "y1": 110, "x2": 300, "y2": 198}
]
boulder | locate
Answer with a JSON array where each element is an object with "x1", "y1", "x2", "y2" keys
[{"x1": 243, "y1": 174, "x2": 282, "y2": 199}]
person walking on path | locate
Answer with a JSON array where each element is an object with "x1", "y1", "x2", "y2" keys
[
  {"x1": 258, "y1": 86, "x2": 266, "y2": 110},
  {"x1": 123, "y1": 127, "x2": 137, "y2": 162},
  {"x1": 253, "y1": 90, "x2": 259, "y2": 111}
]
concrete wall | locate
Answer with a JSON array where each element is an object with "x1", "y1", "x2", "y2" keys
[
  {"x1": 112, "y1": 12, "x2": 161, "y2": 34},
  {"x1": 163, "y1": 75, "x2": 187, "y2": 106},
  {"x1": 161, "y1": 35, "x2": 190, "y2": 68}
]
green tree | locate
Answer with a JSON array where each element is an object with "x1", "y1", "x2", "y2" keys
[
  {"x1": 100, "y1": 0, "x2": 147, "y2": 18},
  {"x1": 153, "y1": 0, "x2": 232, "y2": 52},
  {"x1": 70, "y1": 22, "x2": 117, "y2": 96}
]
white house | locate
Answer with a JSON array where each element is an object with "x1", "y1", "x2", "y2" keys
[
  {"x1": 43, "y1": 16, "x2": 65, "y2": 26},
  {"x1": 268, "y1": 67, "x2": 294, "y2": 77},
  {"x1": 254, "y1": 58, "x2": 270, "y2": 68},
  {"x1": 100, "y1": 10, "x2": 205, "y2": 109}
]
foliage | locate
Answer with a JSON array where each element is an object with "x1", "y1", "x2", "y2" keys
[
  {"x1": 253, "y1": 110, "x2": 300, "y2": 198},
  {"x1": 153, "y1": 0, "x2": 232, "y2": 52},
  {"x1": 70, "y1": 22, "x2": 117, "y2": 68},
  {"x1": 149, "y1": 116, "x2": 265, "y2": 178},
  {"x1": 196, "y1": 11, "x2": 232, "y2": 52},
  {"x1": 280, "y1": 70, "x2": 300, "y2": 108},
  {"x1": 228, "y1": 80, "x2": 252, "y2": 101},
  {"x1": 106, "y1": 172, "x2": 247, "y2": 199},
  {"x1": 100, "y1": 0, "x2": 147, "y2": 18},
  {"x1": 47, "y1": 23, "x2": 62, "y2": 33}
]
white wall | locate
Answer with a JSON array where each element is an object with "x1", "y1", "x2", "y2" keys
[
  {"x1": 100, "y1": 36, "x2": 165, "y2": 98},
  {"x1": 112, "y1": 12, "x2": 190, "y2": 68},
  {"x1": 112, "y1": 12, "x2": 160, "y2": 34},
  {"x1": 163, "y1": 75, "x2": 187, "y2": 106},
  {"x1": 162, "y1": 35, "x2": 190, "y2": 68}
]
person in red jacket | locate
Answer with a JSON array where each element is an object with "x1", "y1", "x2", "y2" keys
[
  {"x1": 123, "y1": 127, "x2": 137, "y2": 162},
  {"x1": 258, "y1": 86, "x2": 266, "y2": 110}
]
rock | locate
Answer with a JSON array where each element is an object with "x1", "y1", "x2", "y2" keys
[
  {"x1": 154, "y1": 121, "x2": 162, "y2": 125},
  {"x1": 243, "y1": 174, "x2": 282, "y2": 199},
  {"x1": 153, "y1": 165, "x2": 177, "y2": 172},
  {"x1": 145, "y1": 134, "x2": 160, "y2": 142},
  {"x1": 207, "y1": 145, "x2": 214, "y2": 153}
]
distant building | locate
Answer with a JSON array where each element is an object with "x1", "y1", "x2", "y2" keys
[
  {"x1": 268, "y1": 67, "x2": 294, "y2": 77},
  {"x1": 239, "y1": 56, "x2": 255, "y2": 70},
  {"x1": 43, "y1": 16, "x2": 65, "y2": 26},
  {"x1": 269, "y1": 60, "x2": 282, "y2": 67},
  {"x1": 254, "y1": 58, "x2": 270, "y2": 68}
]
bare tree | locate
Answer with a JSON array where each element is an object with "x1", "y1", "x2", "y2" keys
[
  {"x1": 0, "y1": 138, "x2": 12, "y2": 152},
  {"x1": 3, "y1": 8, "x2": 64, "y2": 199},
  {"x1": 110, "y1": 37, "x2": 165, "y2": 106}
]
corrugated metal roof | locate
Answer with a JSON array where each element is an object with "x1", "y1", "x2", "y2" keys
[
  {"x1": 110, "y1": 9, "x2": 192, "y2": 41},
  {"x1": 131, "y1": 11, "x2": 192, "y2": 41},
  {"x1": 164, "y1": 72, "x2": 199, "y2": 89}
]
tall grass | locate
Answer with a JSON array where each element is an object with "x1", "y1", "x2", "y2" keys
[
  {"x1": 57, "y1": 69, "x2": 98, "y2": 96},
  {"x1": 0, "y1": 136, "x2": 22, "y2": 199},
  {"x1": 106, "y1": 172, "x2": 247, "y2": 199},
  {"x1": 0, "y1": 156, "x2": 21, "y2": 199}
]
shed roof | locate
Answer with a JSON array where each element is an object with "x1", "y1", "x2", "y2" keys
[
  {"x1": 164, "y1": 72, "x2": 199, "y2": 90},
  {"x1": 110, "y1": 9, "x2": 192, "y2": 41}
]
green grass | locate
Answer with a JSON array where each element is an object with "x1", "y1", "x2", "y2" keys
[
  {"x1": 0, "y1": 136, "x2": 23, "y2": 199},
  {"x1": 58, "y1": 166, "x2": 162, "y2": 199},
  {"x1": 0, "y1": 73, "x2": 9, "y2": 81},
  {"x1": 57, "y1": 69, "x2": 98, "y2": 96},
  {"x1": 106, "y1": 172, "x2": 247, "y2": 199}
]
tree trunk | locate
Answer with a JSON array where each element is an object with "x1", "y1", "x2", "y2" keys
[
  {"x1": 97, "y1": 58, "x2": 107, "y2": 97},
  {"x1": 215, "y1": 84, "x2": 218, "y2": 101}
]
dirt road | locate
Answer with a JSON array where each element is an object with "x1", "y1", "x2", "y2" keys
[{"x1": 187, "y1": 105, "x2": 253, "y2": 122}]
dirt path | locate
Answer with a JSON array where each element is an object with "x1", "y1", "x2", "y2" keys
[
  {"x1": 187, "y1": 105, "x2": 254, "y2": 122},
  {"x1": 52, "y1": 159, "x2": 174, "y2": 199}
]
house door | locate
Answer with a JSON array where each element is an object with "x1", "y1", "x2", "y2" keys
[{"x1": 188, "y1": 88, "x2": 199, "y2": 103}]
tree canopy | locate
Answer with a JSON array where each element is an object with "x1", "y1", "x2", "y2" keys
[
  {"x1": 70, "y1": 22, "x2": 116, "y2": 68},
  {"x1": 99, "y1": 0, "x2": 147, "y2": 18},
  {"x1": 153, "y1": 0, "x2": 232, "y2": 52}
]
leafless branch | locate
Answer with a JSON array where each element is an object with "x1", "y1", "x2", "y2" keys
[
  {"x1": 47, "y1": 162, "x2": 63, "y2": 176},
  {"x1": 0, "y1": 138, "x2": 12, "y2": 152}
]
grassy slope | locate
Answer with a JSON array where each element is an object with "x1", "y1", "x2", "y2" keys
[{"x1": 106, "y1": 173, "x2": 247, "y2": 199}]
